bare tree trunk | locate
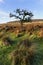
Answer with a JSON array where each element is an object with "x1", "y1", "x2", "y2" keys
[{"x1": 20, "y1": 21, "x2": 23, "y2": 32}]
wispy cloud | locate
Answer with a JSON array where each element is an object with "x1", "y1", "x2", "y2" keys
[
  {"x1": 0, "y1": 10, "x2": 8, "y2": 16},
  {"x1": 0, "y1": 10, "x2": 16, "y2": 23},
  {"x1": 32, "y1": 9, "x2": 43, "y2": 19},
  {"x1": 0, "y1": 10, "x2": 9, "y2": 23},
  {"x1": 0, "y1": 0, "x2": 4, "y2": 3}
]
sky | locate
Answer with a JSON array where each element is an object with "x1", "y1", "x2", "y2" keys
[{"x1": 0, "y1": 0, "x2": 43, "y2": 23}]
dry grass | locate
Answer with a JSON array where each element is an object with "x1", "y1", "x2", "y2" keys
[{"x1": 9, "y1": 39, "x2": 36, "y2": 65}]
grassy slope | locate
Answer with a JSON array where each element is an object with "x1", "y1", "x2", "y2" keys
[
  {"x1": 0, "y1": 33, "x2": 43, "y2": 65},
  {"x1": 0, "y1": 22, "x2": 43, "y2": 65}
]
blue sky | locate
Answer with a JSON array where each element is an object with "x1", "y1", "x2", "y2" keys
[{"x1": 0, "y1": 0, "x2": 43, "y2": 23}]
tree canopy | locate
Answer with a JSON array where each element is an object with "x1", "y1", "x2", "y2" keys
[{"x1": 10, "y1": 9, "x2": 33, "y2": 22}]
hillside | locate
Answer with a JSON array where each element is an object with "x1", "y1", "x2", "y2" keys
[
  {"x1": 0, "y1": 21, "x2": 43, "y2": 65},
  {"x1": 0, "y1": 21, "x2": 43, "y2": 37}
]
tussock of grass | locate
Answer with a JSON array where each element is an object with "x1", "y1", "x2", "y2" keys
[{"x1": 10, "y1": 39, "x2": 36, "y2": 65}]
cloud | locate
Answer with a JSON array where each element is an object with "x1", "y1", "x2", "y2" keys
[
  {"x1": 0, "y1": 10, "x2": 8, "y2": 16},
  {"x1": 0, "y1": 0, "x2": 4, "y2": 3},
  {"x1": 0, "y1": 10, "x2": 16, "y2": 23},
  {"x1": 32, "y1": 9, "x2": 43, "y2": 19},
  {"x1": 0, "y1": 10, "x2": 9, "y2": 23}
]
